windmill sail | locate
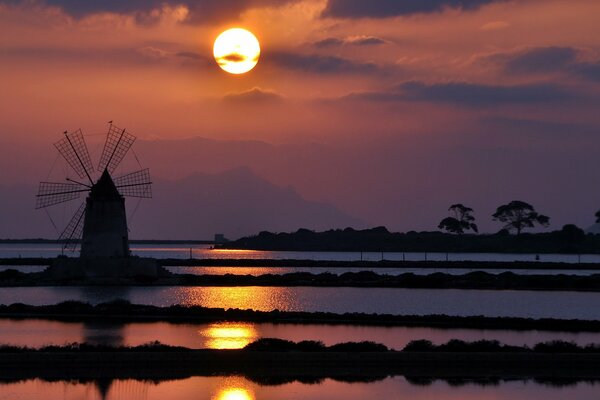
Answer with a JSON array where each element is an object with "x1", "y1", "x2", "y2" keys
[
  {"x1": 35, "y1": 182, "x2": 88, "y2": 209},
  {"x1": 97, "y1": 124, "x2": 136, "y2": 173},
  {"x1": 54, "y1": 129, "x2": 94, "y2": 183},
  {"x1": 59, "y1": 202, "x2": 86, "y2": 252},
  {"x1": 114, "y1": 168, "x2": 152, "y2": 198}
]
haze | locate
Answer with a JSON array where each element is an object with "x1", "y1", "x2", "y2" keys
[{"x1": 1, "y1": 0, "x2": 599, "y2": 239}]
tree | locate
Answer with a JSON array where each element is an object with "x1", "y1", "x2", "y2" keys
[
  {"x1": 492, "y1": 201, "x2": 549, "y2": 235},
  {"x1": 596, "y1": 210, "x2": 600, "y2": 224},
  {"x1": 438, "y1": 204, "x2": 478, "y2": 234}
]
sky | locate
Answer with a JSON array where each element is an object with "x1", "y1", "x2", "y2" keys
[{"x1": 1, "y1": 0, "x2": 600, "y2": 237}]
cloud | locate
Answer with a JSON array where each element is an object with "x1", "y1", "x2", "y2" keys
[
  {"x1": 503, "y1": 47, "x2": 578, "y2": 74},
  {"x1": 137, "y1": 46, "x2": 170, "y2": 60},
  {"x1": 480, "y1": 20, "x2": 510, "y2": 30},
  {"x1": 6, "y1": 0, "x2": 288, "y2": 23},
  {"x1": 269, "y1": 51, "x2": 379, "y2": 74},
  {"x1": 488, "y1": 46, "x2": 600, "y2": 82},
  {"x1": 313, "y1": 36, "x2": 387, "y2": 48},
  {"x1": 572, "y1": 62, "x2": 600, "y2": 82},
  {"x1": 220, "y1": 53, "x2": 247, "y2": 62},
  {"x1": 312, "y1": 38, "x2": 345, "y2": 48},
  {"x1": 222, "y1": 87, "x2": 284, "y2": 103},
  {"x1": 322, "y1": 0, "x2": 505, "y2": 18},
  {"x1": 345, "y1": 81, "x2": 573, "y2": 105}
]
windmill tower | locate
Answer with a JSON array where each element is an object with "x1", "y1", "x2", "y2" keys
[{"x1": 36, "y1": 124, "x2": 159, "y2": 278}]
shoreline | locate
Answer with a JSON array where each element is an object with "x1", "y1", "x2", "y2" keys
[
  {"x1": 2, "y1": 268, "x2": 600, "y2": 291},
  {"x1": 3, "y1": 301, "x2": 600, "y2": 331},
  {"x1": 3, "y1": 257, "x2": 600, "y2": 269}
]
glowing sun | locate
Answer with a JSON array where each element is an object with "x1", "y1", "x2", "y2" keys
[{"x1": 213, "y1": 28, "x2": 260, "y2": 74}]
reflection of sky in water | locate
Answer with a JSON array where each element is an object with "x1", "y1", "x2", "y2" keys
[
  {"x1": 2, "y1": 376, "x2": 600, "y2": 400},
  {"x1": 4, "y1": 319, "x2": 600, "y2": 350},
  {"x1": 3, "y1": 287, "x2": 600, "y2": 319},
  {"x1": 3, "y1": 243, "x2": 600, "y2": 263}
]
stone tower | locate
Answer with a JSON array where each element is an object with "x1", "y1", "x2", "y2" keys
[{"x1": 80, "y1": 169, "x2": 129, "y2": 258}]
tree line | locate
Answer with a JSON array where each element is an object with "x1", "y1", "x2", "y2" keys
[{"x1": 439, "y1": 201, "x2": 600, "y2": 235}]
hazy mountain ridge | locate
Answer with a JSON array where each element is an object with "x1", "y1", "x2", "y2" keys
[{"x1": 0, "y1": 167, "x2": 365, "y2": 240}]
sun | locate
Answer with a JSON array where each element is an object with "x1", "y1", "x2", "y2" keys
[{"x1": 213, "y1": 28, "x2": 260, "y2": 74}]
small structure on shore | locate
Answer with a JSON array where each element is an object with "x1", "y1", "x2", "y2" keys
[{"x1": 36, "y1": 123, "x2": 163, "y2": 279}]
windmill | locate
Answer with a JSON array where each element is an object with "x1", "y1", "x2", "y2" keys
[{"x1": 36, "y1": 123, "x2": 152, "y2": 258}]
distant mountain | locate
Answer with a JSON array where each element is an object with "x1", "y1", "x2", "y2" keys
[
  {"x1": 0, "y1": 168, "x2": 365, "y2": 240},
  {"x1": 129, "y1": 167, "x2": 366, "y2": 239}
]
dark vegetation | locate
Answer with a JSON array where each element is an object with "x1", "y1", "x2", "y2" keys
[
  {"x1": 3, "y1": 268, "x2": 600, "y2": 291},
  {"x1": 438, "y1": 204, "x2": 478, "y2": 234},
  {"x1": 2, "y1": 339, "x2": 600, "y2": 382},
  {"x1": 220, "y1": 225, "x2": 600, "y2": 253},
  {"x1": 244, "y1": 338, "x2": 388, "y2": 352},
  {"x1": 3, "y1": 300, "x2": 600, "y2": 332},
  {"x1": 1, "y1": 338, "x2": 598, "y2": 354}
]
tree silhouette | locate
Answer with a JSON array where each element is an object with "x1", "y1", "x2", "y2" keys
[
  {"x1": 596, "y1": 210, "x2": 600, "y2": 224},
  {"x1": 492, "y1": 201, "x2": 549, "y2": 235},
  {"x1": 438, "y1": 204, "x2": 478, "y2": 234}
]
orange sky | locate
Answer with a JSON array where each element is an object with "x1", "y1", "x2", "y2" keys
[{"x1": 1, "y1": 0, "x2": 600, "y2": 235}]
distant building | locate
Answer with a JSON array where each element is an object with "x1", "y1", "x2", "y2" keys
[{"x1": 214, "y1": 234, "x2": 228, "y2": 244}]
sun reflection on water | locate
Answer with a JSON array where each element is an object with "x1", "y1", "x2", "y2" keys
[
  {"x1": 176, "y1": 286, "x2": 295, "y2": 311},
  {"x1": 214, "y1": 387, "x2": 255, "y2": 400},
  {"x1": 201, "y1": 322, "x2": 258, "y2": 349}
]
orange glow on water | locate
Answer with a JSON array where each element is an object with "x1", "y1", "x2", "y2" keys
[
  {"x1": 201, "y1": 322, "x2": 258, "y2": 349},
  {"x1": 214, "y1": 387, "x2": 255, "y2": 400},
  {"x1": 177, "y1": 286, "x2": 295, "y2": 311}
]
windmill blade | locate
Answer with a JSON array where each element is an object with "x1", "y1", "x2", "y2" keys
[
  {"x1": 35, "y1": 182, "x2": 89, "y2": 209},
  {"x1": 54, "y1": 129, "x2": 94, "y2": 183},
  {"x1": 97, "y1": 124, "x2": 136, "y2": 173},
  {"x1": 114, "y1": 168, "x2": 152, "y2": 198},
  {"x1": 59, "y1": 202, "x2": 86, "y2": 252}
]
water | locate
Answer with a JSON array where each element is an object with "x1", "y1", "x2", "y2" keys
[
  {"x1": 0, "y1": 377, "x2": 597, "y2": 400},
  {"x1": 2, "y1": 243, "x2": 600, "y2": 263},
  {"x1": 2, "y1": 287, "x2": 600, "y2": 319},
  {"x1": 1, "y1": 318, "x2": 599, "y2": 350},
  {"x1": 5, "y1": 264, "x2": 600, "y2": 276},
  {"x1": 164, "y1": 266, "x2": 600, "y2": 276}
]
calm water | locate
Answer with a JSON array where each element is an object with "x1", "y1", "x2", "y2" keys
[
  {"x1": 2, "y1": 318, "x2": 600, "y2": 350},
  {"x1": 0, "y1": 377, "x2": 597, "y2": 400},
  {"x1": 1, "y1": 287, "x2": 600, "y2": 319},
  {"x1": 4, "y1": 265, "x2": 600, "y2": 276},
  {"x1": 2, "y1": 243, "x2": 600, "y2": 263}
]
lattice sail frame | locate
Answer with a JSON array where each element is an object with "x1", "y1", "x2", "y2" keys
[
  {"x1": 97, "y1": 124, "x2": 136, "y2": 173},
  {"x1": 54, "y1": 129, "x2": 94, "y2": 181},
  {"x1": 114, "y1": 168, "x2": 152, "y2": 198},
  {"x1": 58, "y1": 202, "x2": 86, "y2": 252},
  {"x1": 35, "y1": 182, "x2": 87, "y2": 209}
]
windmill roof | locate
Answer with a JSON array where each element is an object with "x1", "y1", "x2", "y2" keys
[{"x1": 91, "y1": 169, "x2": 121, "y2": 198}]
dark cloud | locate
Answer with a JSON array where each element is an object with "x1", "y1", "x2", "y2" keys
[
  {"x1": 269, "y1": 52, "x2": 378, "y2": 74},
  {"x1": 7, "y1": 0, "x2": 288, "y2": 23},
  {"x1": 313, "y1": 38, "x2": 345, "y2": 48},
  {"x1": 346, "y1": 81, "x2": 573, "y2": 105},
  {"x1": 502, "y1": 47, "x2": 578, "y2": 74},
  {"x1": 220, "y1": 53, "x2": 247, "y2": 62},
  {"x1": 490, "y1": 46, "x2": 600, "y2": 82},
  {"x1": 573, "y1": 62, "x2": 600, "y2": 82},
  {"x1": 350, "y1": 36, "x2": 387, "y2": 46},
  {"x1": 322, "y1": 0, "x2": 505, "y2": 18},
  {"x1": 222, "y1": 87, "x2": 284, "y2": 103},
  {"x1": 313, "y1": 36, "x2": 386, "y2": 48}
]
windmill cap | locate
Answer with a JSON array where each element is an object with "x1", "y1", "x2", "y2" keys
[{"x1": 90, "y1": 169, "x2": 121, "y2": 198}]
